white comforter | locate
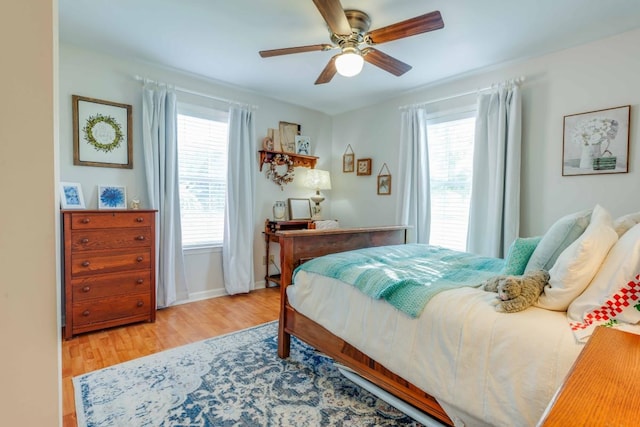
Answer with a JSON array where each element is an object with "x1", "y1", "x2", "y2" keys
[{"x1": 287, "y1": 270, "x2": 585, "y2": 427}]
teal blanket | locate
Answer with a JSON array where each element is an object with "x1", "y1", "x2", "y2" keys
[{"x1": 294, "y1": 244, "x2": 504, "y2": 318}]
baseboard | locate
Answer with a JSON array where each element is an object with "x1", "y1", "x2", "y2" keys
[{"x1": 171, "y1": 281, "x2": 269, "y2": 306}]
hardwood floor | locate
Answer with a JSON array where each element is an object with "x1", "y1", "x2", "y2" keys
[{"x1": 62, "y1": 287, "x2": 281, "y2": 427}]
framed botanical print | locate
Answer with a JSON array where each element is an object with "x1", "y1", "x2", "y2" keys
[
  {"x1": 73, "y1": 95, "x2": 133, "y2": 169},
  {"x1": 356, "y1": 158, "x2": 372, "y2": 176},
  {"x1": 343, "y1": 144, "x2": 354, "y2": 172}
]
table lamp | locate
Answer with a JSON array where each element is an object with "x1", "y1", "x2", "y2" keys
[{"x1": 304, "y1": 169, "x2": 331, "y2": 219}]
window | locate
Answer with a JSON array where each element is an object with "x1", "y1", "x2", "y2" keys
[
  {"x1": 177, "y1": 104, "x2": 228, "y2": 248},
  {"x1": 427, "y1": 111, "x2": 476, "y2": 252}
]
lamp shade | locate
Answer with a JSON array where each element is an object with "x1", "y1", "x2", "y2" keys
[
  {"x1": 304, "y1": 169, "x2": 332, "y2": 191},
  {"x1": 335, "y1": 48, "x2": 364, "y2": 77}
]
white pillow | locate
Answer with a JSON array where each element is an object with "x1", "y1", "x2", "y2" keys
[
  {"x1": 567, "y1": 222, "x2": 640, "y2": 339},
  {"x1": 536, "y1": 204, "x2": 618, "y2": 311},
  {"x1": 525, "y1": 208, "x2": 591, "y2": 272},
  {"x1": 612, "y1": 211, "x2": 640, "y2": 237}
]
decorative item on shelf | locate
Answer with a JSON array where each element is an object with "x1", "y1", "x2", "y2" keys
[
  {"x1": 343, "y1": 144, "x2": 355, "y2": 173},
  {"x1": 130, "y1": 198, "x2": 141, "y2": 210},
  {"x1": 72, "y1": 95, "x2": 133, "y2": 169},
  {"x1": 97, "y1": 185, "x2": 127, "y2": 209},
  {"x1": 262, "y1": 136, "x2": 275, "y2": 151},
  {"x1": 377, "y1": 163, "x2": 392, "y2": 195},
  {"x1": 562, "y1": 105, "x2": 630, "y2": 176},
  {"x1": 295, "y1": 135, "x2": 311, "y2": 155},
  {"x1": 265, "y1": 153, "x2": 295, "y2": 190},
  {"x1": 279, "y1": 121, "x2": 300, "y2": 153},
  {"x1": 273, "y1": 200, "x2": 286, "y2": 220},
  {"x1": 59, "y1": 182, "x2": 86, "y2": 209},
  {"x1": 304, "y1": 169, "x2": 332, "y2": 219},
  {"x1": 356, "y1": 158, "x2": 372, "y2": 176}
]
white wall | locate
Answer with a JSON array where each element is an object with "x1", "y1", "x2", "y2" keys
[
  {"x1": 0, "y1": 0, "x2": 60, "y2": 425},
  {"x1": 59, "y1": 44, "x2": 333, "y2": 300},
  {"x1": 331, "y1": 28, "x2": 640, "y2": 237}
]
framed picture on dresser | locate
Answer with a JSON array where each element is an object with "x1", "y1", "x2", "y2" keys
[
  {"x1": 98, "y1": 185, "x2": 127, "y2": 209},
  {"x1": 60, "y1": 182, "x2": 85, "y2": 209}
]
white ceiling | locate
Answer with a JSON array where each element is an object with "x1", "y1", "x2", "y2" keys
[{"x1": 59, "y1": 0, "x2": 640, "y2": 115}]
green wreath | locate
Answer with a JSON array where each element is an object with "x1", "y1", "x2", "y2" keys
[{"x1": 83, "y1": 113, "x2": 124, "y2": 153}]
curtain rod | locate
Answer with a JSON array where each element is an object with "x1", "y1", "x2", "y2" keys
[
  {"x1": 399, "y1": 76, "x2": 525, "y2": 110},
  {"x1": 134, "y1": 75, "x2": 258, "y2": 109}
]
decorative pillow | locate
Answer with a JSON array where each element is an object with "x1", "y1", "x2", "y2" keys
[
  {"x1": 502, "y1": 236, "x2": 542, "y2": 276},
  {"x1": 536, "y1": 204, "x2": 618, "y2": 311},
  {"x1": 612, "y1": 211, "x2": 640, "y2": 237},
  {"x1": 567, "y1": 223, "x2": 640, "y2": 341},
  {"x1": 525, "y1": 208, "x2": 592, "y2": 272}
]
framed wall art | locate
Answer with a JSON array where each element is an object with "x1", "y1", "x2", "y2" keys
[
  {"x1": 59, "y1": 182, "x2": 86, "y2": 209},
  {"x1": 377, "y1": 163, "x2": 392, "y2": 195},
  {"x1": 356, "y1": 158, "x2": 372, "y2": 176},
  {"x1": 98, "y1": 185, "x2": 127, "y2": 209},
  {"x1": 562, "y1": 105, "x2": 630, "y2": 176},
  {"x1": 73, "y1": 95, "x2": 133, "y2": 169},
  {"x1": 343, "y1": 144, "x2": 354, "y2": 173}
]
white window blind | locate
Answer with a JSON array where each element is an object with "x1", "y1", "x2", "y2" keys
[
  {"x1": 177, "y1": 105, "x2": 228, "y2": 248},
  {"x1": 427, "y1": 112, "x2": 476, "y2": 252}
]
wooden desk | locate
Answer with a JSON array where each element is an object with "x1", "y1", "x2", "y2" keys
[{"x1": 538, "y1": 326, "x2": 640, "y2": 426}]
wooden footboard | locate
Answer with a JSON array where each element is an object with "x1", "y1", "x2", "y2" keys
[{"x1": 280, "y1": 304, "x2": 453, "y2": 426}]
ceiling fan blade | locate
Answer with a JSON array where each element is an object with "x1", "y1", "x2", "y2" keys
[
  {"x1": 259, "y1": 44, "x2": 333, "y2": 58},
  {"x1": 312, "y1": 0, "x2": 352, "y2": 36},
  {"x1": 366, "y1": 11, "x2": 444, "y2": 44},
  {"x1": 362, "y1": 48, "x2": 412, "y2": 76},
  {"x1": 315, "y1": 55, "x2": 338, "y2": 85}
]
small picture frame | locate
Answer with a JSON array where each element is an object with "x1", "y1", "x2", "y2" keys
[
  {"x1": 60, "y1": 182, "x2": 86, "y2": 209},
  {"x1": 377, "y1": 175, "x2": 391, "y2": 195},
  {"x1": 98, "y1": 185, "x2": 127, "y2": 209},
  {"x1": 287, "y1": 198, "x2": 312, "y2": 220},
  {"x1": 279, "y1": 121, "x2": 300, "y2": 153},
  {"x1": 295, "y1": 135, "x2": 311, "y2": 155},
  {"x1": 73, "y1": 95, "x2": 133, "y2": 169},
  {"x1": 343, "y1": 144, "x2": 355, "y2": 173},
  {"x1": 356, "y1": 158, "x2": 372, "y2": 176}
]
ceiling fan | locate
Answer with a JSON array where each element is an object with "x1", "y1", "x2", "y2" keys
[{"x1": 258, "y1": 0, "x2": 444, "y2": 84}]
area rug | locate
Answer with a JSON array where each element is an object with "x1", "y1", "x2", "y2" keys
[{"x1": 74, "y1": 321, "x2": 423, "y2": 426}]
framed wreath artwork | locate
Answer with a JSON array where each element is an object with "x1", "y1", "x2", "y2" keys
[{"x1": 73, "y1": 95, "x2": 133, "y2": 169}]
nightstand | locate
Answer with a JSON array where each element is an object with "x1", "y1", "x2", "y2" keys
[{"x1": 538, "y1": 326, "x2": 640, "y2": 426}]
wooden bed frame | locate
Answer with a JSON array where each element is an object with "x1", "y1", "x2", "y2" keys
[{"x1": 274, "y1": 226, "x2": 454, "y2": 426}]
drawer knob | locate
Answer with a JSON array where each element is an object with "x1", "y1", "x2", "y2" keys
[
  {"x1": 136, "y1": 217, "x2": 144, "y2": 223},
  {"x1": 82, "y1": 310, "x2": 90, "y2": 317},
  {"x1": 81, "y1": 261, "x2": 90, "y2": 267},
  {"x1": 80, "y1": 238, "x2": 89, "y2": 244},
  {"x1": 136, "y1": 278, "x2": 144, "y2": 284},
  {"x1": 137, "y1": 301, "x2": 144, "y2": 307},
  {"x1": 136, "y1": 235, "x2": 146, "y2": 241},
  {"x1": 82, "y1": 286, "x2": 90, "y2": 293},
  {"x1": 136, "y1": 256, "x2": 144, "y2": 262},
  {"x1": 81, "y1": 218, "x2": 90, "y2": 224}
]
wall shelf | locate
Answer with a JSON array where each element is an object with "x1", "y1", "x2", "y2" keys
[{"x1": 258, "y1": 150, "x2": 318, "y2": 171}]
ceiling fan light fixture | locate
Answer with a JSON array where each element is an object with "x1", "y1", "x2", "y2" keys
[{"x1": 335, "y1": 47, "x2": 364, "y2": 77}]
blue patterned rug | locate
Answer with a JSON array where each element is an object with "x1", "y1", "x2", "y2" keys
[{"x1": 74, "y1": 321, "x2": 423, "y2": 426}]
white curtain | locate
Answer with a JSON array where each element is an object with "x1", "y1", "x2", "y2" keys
[
  {"x1": 222, "y1": 105, "x2": 256, "y2": 294},
  {"x1": 467, "y1": 83, "x2": 522, "y2": 257},
  {"x1": 142, "y1": 84, "x2": 189, "y2": 307},
  {"x1": 396, "y1": 107, "x2": 431, "y2": 243}
]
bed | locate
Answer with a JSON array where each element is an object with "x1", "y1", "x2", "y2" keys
[{"x1": 277, "y1": 205, "x2": 640, "y2": 426}]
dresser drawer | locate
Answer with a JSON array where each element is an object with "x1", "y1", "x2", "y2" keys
[
  {"x1": 70, "y1": 228, "x2": 152, "y2": 251},
  {"x1": 71, "y1": 270, "x2": 152, "y2": 301},
  {"x1": 72, "y1": 293, "x2": 152, "y2": 327},
  {"x1": 71, "y1": 248, "x2": 152, "y2": 276},
  {"x1": 70, "y1": 211, "x2": 154, "y2": 230}
]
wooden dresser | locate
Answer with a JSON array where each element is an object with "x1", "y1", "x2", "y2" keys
[{"x1": 62, "y1": 210, "x2": 157, "y2": 339}]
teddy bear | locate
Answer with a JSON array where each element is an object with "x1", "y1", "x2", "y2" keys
[{"x1": 481, "y1": 270, "x2": 550, "y2": 313}]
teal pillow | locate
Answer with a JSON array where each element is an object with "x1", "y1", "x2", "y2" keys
[
  {"x1": 525, "y1": 209, "x2": 592, "y2": 272},
  {"x1": 502, "y1": 236, "x2": 542, "y2": 275}
]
